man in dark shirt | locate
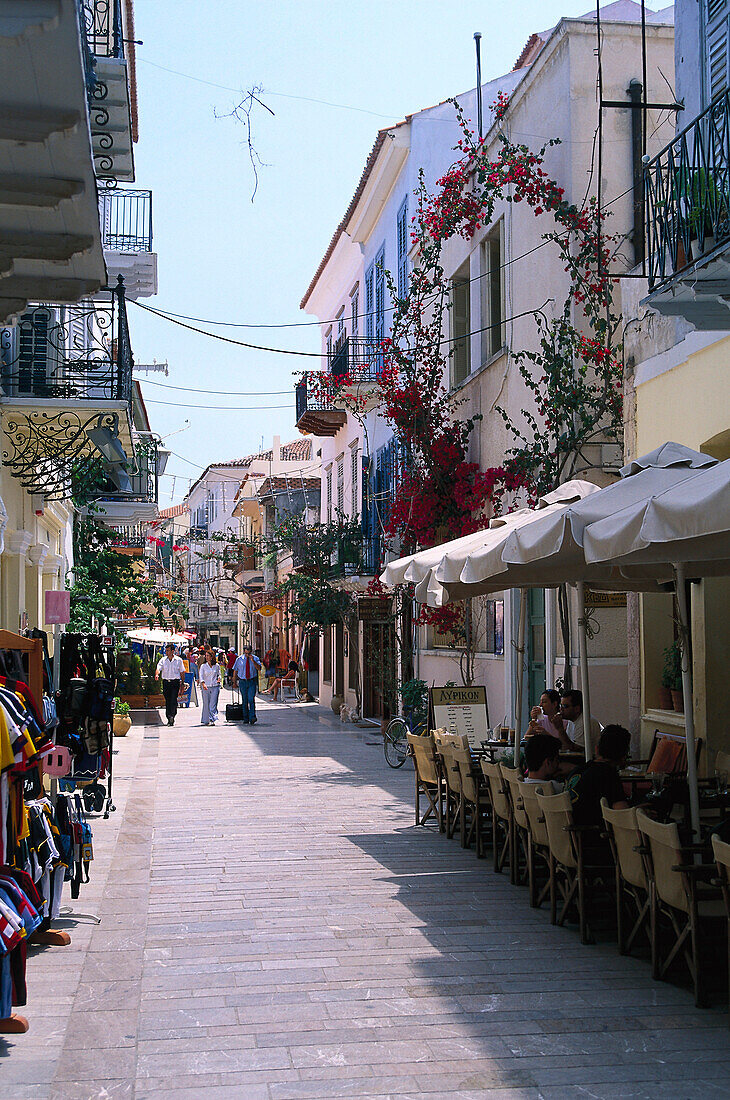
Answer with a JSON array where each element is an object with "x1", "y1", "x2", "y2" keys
[{"x1": 568, "y1": 725, "x2": 631, "y2": 828}]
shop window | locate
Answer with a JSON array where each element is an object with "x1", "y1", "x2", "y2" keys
[
  {"x1": 485, "y1": 598, "x2": 505, "y2": 655},
  {"x1": 323, "y1": 626, "x2": 332, "y2": 683}
]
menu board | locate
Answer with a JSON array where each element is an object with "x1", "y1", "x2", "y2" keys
[{"x1": 431, "y1": 685, "x2": 489, "y2": 748}]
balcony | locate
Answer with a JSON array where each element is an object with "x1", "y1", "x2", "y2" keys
[
  {"x1": 295, "y1": 339, "x2": 382, "y2": 436},
  {"x1": 107, "y1": 524, "x2": 150, "y2": 553},
  {"x1": 0, "y1": 0, "x2": 107, "y2": 323},
  {"x1": 95, "y1": 431, "x2": 161, "y2": 524},
  {"x1": 645, "y1": 91, "x2": 730, "y2": 328},
  {"x1": 100, "y1": 188, "x2": 157, "y2": 298},
  {"x1": 82, "y1": 0, "x2": 135, "y2": 183},
  {"x1": 0, "y1": 277, "x2": 134, "y2": 498},
  {"x1": 329, "y1": 535, "x2": 383, "y2": 579}
]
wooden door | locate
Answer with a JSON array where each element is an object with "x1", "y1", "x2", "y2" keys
[{"x1": 363, "y1": 620, "x2": 395, "y2": 719}]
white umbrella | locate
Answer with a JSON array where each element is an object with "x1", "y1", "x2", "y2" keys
[
  {"x1": 583, "y1": 455, "x2": 730, "y2": 839},
  {"x1": 381, "y1": 480, "x2": 598, "y2": 737},
  {"x1": 126, "y1": 627, "x2": 188, "y2": 647},
  {"x1": 488, "y1": 444, "x2": 717, "y2": 757}
]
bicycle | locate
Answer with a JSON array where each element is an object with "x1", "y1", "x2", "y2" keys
[{"x1": 383, "y1": 714, "x2": 426, "y2": 769}]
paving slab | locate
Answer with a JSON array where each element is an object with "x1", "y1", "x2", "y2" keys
[{"x1": 3, "y1": 694, "x2": 727, "y2": 1099}]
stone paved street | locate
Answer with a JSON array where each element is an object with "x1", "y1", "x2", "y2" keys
[{"x1": 4, "y1": 696, "x2": 729, "y2": 1099}]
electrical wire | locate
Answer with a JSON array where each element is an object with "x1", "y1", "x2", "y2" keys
[
  {"x1": 140, "y1": 378, "x2": 293, "y2": 396},
  {"x1": 145, "y1": 398, "x2": 294, "y2": 411}
]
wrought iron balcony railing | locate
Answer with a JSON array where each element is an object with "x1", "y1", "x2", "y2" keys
[
  {"x1": 329, "y1": 535, "x2": 383, "y2": 578},
  {"x1": 645, "y1": 91, "x2": 730, "y2": 290},
  {"x1": 0, "y1": 277, "x2": 133, "y2": 404},
  {"x1": 100, "y1": 189, "x2": 153, "y2": 252},
  {"x1": 82, "y1": 0, "x2": 124, "y2": 59},
  {"x1": 328, "y1": 337, "x2": 382, "y2": 382},
  {"x1": 107, "y1": 525, "x2": 149, "y2": 549},
  {"x1": 98, "y1": 432, "x2": 159, "y2": 503}
]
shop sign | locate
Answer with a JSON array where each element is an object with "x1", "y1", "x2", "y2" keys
[
  {"x1": 431, "y1": 685, "x2": 489, "y2": 746},
  {"x1": 257, "y1": 605, "x2": 278, "y2": 617},
  {"x1": 584, "y1": 590, "x2": 627, "y2": 608},
  {"x1": 357, "y1": 596, "x2": 391, "y2": 621},
  {"x1": 45, "y1": 590, "x2": 70, "y2": 624}
]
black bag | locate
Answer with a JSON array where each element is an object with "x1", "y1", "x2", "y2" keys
[
  {"x1": 225, "y1": 703, "x2": 243, "y2": 721},
  {"x1": 86, "y1": 677, "x2": 115, "y2": 723}
]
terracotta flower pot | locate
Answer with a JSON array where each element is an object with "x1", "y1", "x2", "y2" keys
[
  {"x1": 670, "y1": 688, "x2": 684, "y2": 714},
  {"x1": 658, "y1": 686, "x2": 673, "y2": 711},
  {"x1": 113, "y1": 715, "x2": 132, "y2": 737}
]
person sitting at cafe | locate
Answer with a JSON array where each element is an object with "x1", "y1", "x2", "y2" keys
[
  {"x1": 567, "y1": 724, "x2": 631, "y2": 828},
  {"x1": 525, "y1": 689, "x2": 565, "y2": 743},
  {"x1": 553, "y1": 689, "x2": 602, "y2": 751},
  {"x1": 271, "y1": 658, "x2": 299, "y2": 702},
  {"x1": 523, "y1": 733, "x2": 564, "y2": 793}
]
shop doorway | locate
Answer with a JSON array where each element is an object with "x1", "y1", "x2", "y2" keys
[
  {"x1": 334, "y1": 622, "x2": 345, "y2": 698},
  {"x1": 363, "y1": 620, "x2": 395, "y2": 719}
]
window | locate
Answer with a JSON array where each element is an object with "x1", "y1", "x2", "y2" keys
[
  {"x1": 323, "y1": 626, "x2": 332, "y2": 682},
  {"x1": 451, "y1": 260, "x2": 470, "y2": 387},
  {"x1": 350, "y1": 444, "x2": 359, "y2": 518},
  {"x1": 348, "y1": 623, "x2": 359, "y2": 688},
  {"x1": 336, "y1": 456, "x2": 344, "y2": 516},
  {"x1": 336, "y1": 309, "x2": 345, "y2": 346},
  {"x1": 485, "y1": 598, "x2": 505, "y2": 656},
  {"x1": 397, "y1": 198, "x2": 409, "y2": 299},
  {"x1": 482, "y1": 226, "x2": 504, "y2": 361},
  {"x1": 350, "y1": 287, "x2": 359, "y2": 337},
  {"x1": 326, "y1": 327, "x2": 333, "y2": 365},
  {"x1": 707, "y1": 0, "x2": 730, "y2": 104},
  {"x1": 366, "y1": 246, "x2": 385, "y2": 361},
  {"x1": 325, "y1": 466, "x2": 332, "y2": 523}
]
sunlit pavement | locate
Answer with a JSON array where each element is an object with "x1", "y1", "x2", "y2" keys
[{"x1": 5, "y1": 692, "x2": 729, "y2": 1100}]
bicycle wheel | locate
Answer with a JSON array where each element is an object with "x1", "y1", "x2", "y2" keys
[{"x1": 384, "y1": 717, "x2": 409, "y2": 768}]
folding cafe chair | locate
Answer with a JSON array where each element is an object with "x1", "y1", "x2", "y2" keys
[
  {"x1": 637, "y1": 809, "x2": 725, "y2": 1007},
  {"x1": 406, "y1": 732, "x2": 441, "y2": 828},
  {"x1": 452, "y1": 745, "x2": 491, "y2": 856},
  {"x1": 601, "y1": 799, "x2": 651, "y2": 956},
  {"x1": 480, "y1": 760, "x2": 511, "y2": 874},
  {"x1": 519, "y1": 781, "x2": 552, "y2": 909},
  {"x1": 711, "y1": 832, "x2": 730, "y2": 1024},
  {"x1": 500, "y1": 766, "x2": 529, "y2": 886}
]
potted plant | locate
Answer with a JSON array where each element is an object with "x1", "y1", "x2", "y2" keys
[
  {"x1": 661, "y1": 640, "x2": 683, "y2": 713},
  {"x1": 143, "y1": 658, "x2": 164, "y2": 707},
  {"x1": 119, "y1": 653, "x2": 145, "y2": 709},
  {"x1": 113, "y1": 698, "x2": 132, "y2": 737},
  {"x1": 399, "y1": 677, "x2": 429, "y2": 734}
]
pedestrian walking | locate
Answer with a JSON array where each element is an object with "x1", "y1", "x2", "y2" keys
[
  {"x1": 232, "y1": 644, "x2": 262, "y2": 725},
  {"x1": 155, "y1": 643, "x2": 185, "y2": 726},
  {"x1": 199, "y1": 649, "x2": 221, "y2": 725}
]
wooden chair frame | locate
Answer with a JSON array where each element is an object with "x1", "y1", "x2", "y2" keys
[
  {"x1": 480, "y1": 759, "x2": 510, "y2": 873},
  {"x1": 452, "y1": 746, "x2": 491, "y2": 856},
  {"x1": 536, "y1": 789, "x2": 610, "y2": 945},
  {"x1": 407, "y1": 732, "x2": 442, "y2": 829},
  {"x1": 519, "y1": 782, "x2": 552, "y2": 909},
  {"x1": 501, "y1": 767, "x2": 529, "y2": 886},
  {"x1": 711, "y1": 832, "x2": 730, "y2": 1025},
  {"x1": 638, "y1": 810, "x2": 725, "y2": 1007},
  {"x1": 601, "y1": 799, "x2": 651, "y2": 957}
]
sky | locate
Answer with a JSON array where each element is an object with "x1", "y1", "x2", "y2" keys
[{"x1": 129, "y1": 0, "x2": 661, "y2": 505}]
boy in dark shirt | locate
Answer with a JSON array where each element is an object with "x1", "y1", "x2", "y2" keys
[{"x1": 568, "y1": 725, "x2": 631, "y2": 828}]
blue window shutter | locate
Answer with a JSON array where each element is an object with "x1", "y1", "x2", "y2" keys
[
  {"x1": 397, "y1": 200, "x2": 408, "y2": 299},
  {"x1": 365, "y1": 264, "x2": 374, "y2": 345}
]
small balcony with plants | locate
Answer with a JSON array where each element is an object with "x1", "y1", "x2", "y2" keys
[
  {"x1": 295, "y1": 338, "x2": 382, "y2": 436},
  {"x1": 644, "y1": 90, "x2": 730, "y2": 327}
]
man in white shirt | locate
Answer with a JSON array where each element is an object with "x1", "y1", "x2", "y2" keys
[
  {"x1": 232, "y1": 645, "x2": 262, "y2": 725},
  {"x1": 199, "y1": 650, "x2": 221, "y2": 726},
  {"x1": 155, "y1": 643, "x2": 185, "y2": 726},
  {"x1": 556, "y1": 689, "x2": 602, "y2": 752}
]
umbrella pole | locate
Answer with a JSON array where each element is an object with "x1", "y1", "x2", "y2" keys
[
  {"x1": 674, "y1": 564, "x2": 701, "y2": 839},
  {"x1": 514, "y1": 589, "x2": 527, "y2": 756},
  {"x1": 576, "y1": 582, "x2": 593, "y2": 760}
]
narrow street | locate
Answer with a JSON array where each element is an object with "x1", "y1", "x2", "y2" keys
[{"x1": 6, "y1": 699, "x2": 729, "y2": 1100}]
